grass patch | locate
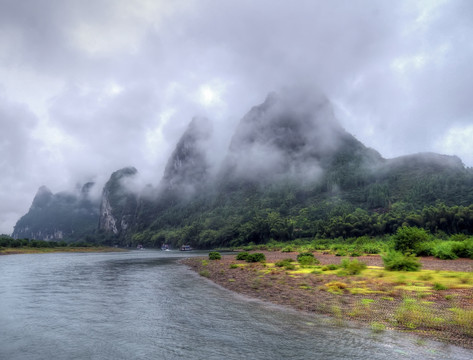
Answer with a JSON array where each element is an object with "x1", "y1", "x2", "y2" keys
[
  {"x1": 395, "y1": 298, "x2": 445, "y2": 330},
  {"x1": 451, "y1": 308, "x2": 473, "y2": 336},
  {"x1": 370, "y1": 322, "x2": 386, "y2": 333},
  {"x1": 199, "y1": 270, "x2": 210, "y2": 278},
  {"x1": 324, "y1": 281, "x2": 348, "y2": 295},
  {"x1": 433, "y1": 283, "x2": 448, "y2": 291}
]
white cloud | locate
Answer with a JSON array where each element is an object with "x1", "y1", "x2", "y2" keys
[{"x1": 438, "y1": 124, "x2": 473, "y2": 167}]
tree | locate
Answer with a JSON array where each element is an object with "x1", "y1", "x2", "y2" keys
[{"x1": 393, "y1": 226, "x2": 428, "y2": 253}]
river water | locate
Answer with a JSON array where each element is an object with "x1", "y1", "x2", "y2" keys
[{"x1": 0, "y1": 250, "x2": 471, "y2": 360}]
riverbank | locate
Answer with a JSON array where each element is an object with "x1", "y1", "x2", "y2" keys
[
  {"x1": 183, "y1": 251, "x2": 473, "y2": 349},
  {"x1": 0, "y1": 246, "x2": 125, "y2": 255}
]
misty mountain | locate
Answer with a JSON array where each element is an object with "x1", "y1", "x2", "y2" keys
[
  {"x1": 12, "y1": 183, "x2": 99, "y2": 241},
  {"x1": 13, "y1": 91, "x2": 473, "y2": 246},
  {"x1": 161, "y1": 117, "x2": 212, "y2": 192},
  {"x1": 98, "y1": 167, "x2": 138, "y2": 236},
  {"x1": 222, "y1": 91, "x2": 381, "y2": 183}
]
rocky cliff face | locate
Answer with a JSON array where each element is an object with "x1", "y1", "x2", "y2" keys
[
  {"x1": 161, "y1": 117, "x2": 212, "y2": 192},
  {"x1": 98, "y1": 167, "x2": 138, "y2": 235},
  {"x1": 12, "y1": 183, "x2": 99, "y2": 240}
]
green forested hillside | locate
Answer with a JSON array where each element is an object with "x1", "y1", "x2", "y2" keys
[
  {"x1": 122, "y1": 93, "x2": 473, "y2": 249},
  {"x1": 13, "y1": 92, "x2": 473, "y2": 248}
]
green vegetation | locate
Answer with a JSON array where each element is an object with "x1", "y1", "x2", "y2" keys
[
  {"x1": 199, "y1": 269, "x2": 210, "y2": 277},
  {"x1": 393, "y1": 226, "x2": 428, "y2": 253},
  {"x1": 208, "y1": 251, "x2": 221, "y2": 260},
  {"x1": 340, "y1": 258, "x2": 367, "y2": 275},
  {"x1": 296, "y1": 252, "x2": 320, "y2": 266},
  {"x1": 0, "y1": 235, "x2": 101, "y2": 252},
  {"x1": 0, "y1": 235, "x2": 119, "y2": 255},
  {"x1": 275, "y1": 258, "x2": 294, "y2": 267},
  {"x1": 130, "y1": 200, "x2": 473, "y2": 250},
  {"x1": 245, "y1": 253, "x2": 266, "y2": 263},
  {"x1": 222, "y1": 230, "x2": 472, "y2": 263},
  {"x1": 433, "y1": 282, "x2": 448, "y2": 290},
  {"x1": 382, "y1": 250, "x2": 421, "y2": 271},
  {"x1": 235, "y1": 251, "x2": 250, "y2": 260},
  {"x1": 370, "y1": 322, "x2": 386, "y2": 333},
  {"x1": 395, "y1": 298, "x2": 444, "y2": 330},
  {"x1": 451, "y1": 309, "x2": 473, "y2": 337}
]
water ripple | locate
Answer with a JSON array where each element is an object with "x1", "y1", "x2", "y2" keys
[{"x1": 0, "y1": 251, "x2": 471, "y2": 360}]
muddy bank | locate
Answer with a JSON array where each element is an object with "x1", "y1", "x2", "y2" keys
[{"x1": 182, "y1": 251, "x2": 473, "y2": 349}]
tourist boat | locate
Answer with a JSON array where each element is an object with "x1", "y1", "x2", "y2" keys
[
  {"x1": 161, "y1": 244, "x2": 170, "y2": 251},
  {"x1": 180, "y1": 245, "x2": 192, "y2": 251},
  {"x1": 136, "y1": 244, "x2": 144, "y2": 250}
]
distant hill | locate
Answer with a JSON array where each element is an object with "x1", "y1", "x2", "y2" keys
[{"x1": 12, "y1": 183, "x2": 100, "y2": 241}]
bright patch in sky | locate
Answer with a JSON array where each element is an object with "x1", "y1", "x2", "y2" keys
[
  {"x1": 107, "y1": 83, "x2": 123, "y2": 96},
  {"x1": 438, "y1": 124, "x2": 473, "y2": 166},
  {"x1": 198, "y1": 85, "x2": 219, "y2": 107}
]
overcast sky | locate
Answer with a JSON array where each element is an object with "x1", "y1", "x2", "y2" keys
[{"x1": 1, "y1": 0, "x2": 472, "y2": 234}]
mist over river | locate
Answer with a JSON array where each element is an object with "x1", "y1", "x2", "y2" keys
[{"x1": 0, "y1": 250, "x2": 471, "y2": 360}]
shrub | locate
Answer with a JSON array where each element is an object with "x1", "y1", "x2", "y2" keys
[
  {"x1": 236, "y1": 251, "x2": 249, "y2": 260},
  {"x1": 297, "y1": 252, "x2": 320, "y2": 266},
  {"x1": 229, "y1": 263, "x2": 239, "y2": 269},
  {"x1": 281, "y1": 246, "x2": 294, "y2": 253},
  {"x1": 298, "y1": 255, "x2": 319, "y2": 266},
  {"x1": 432, "y1": 242, "x2": 458, "y2": 260},
  {"x1": 340, "y1": 258, "x2": 367, "y2": 275},
  {"x1": 382, "y1": 250, "x2": 421, "y2": 271},
  {"x1": 359, "y1": 242, "x2": 384, "y2": 254},
  {"x1": 433, "y1": 282, "x2": 448, "y2": 290},
  {"x1": 451, "y1": 239, "x2": 473, "y2": 259},
  {"x1": 297, "y1": 252, "x2": 314, "y2": 261},
  {"x1": 322, "y1": 264, "x2": 339, "y2": 271},
  {"x1": 246, "y1": 253, "x2": 266, "y2": 263},
  {"x1": 394, "y1": 226, "x2": 428, "y2": 254},
  {"x1": 275, "y1": 258, "x2": 294, "y2": 267},
  {"x1": 284, "y1": 263, "x2": 296, "y2": 270},
  {"x1": 208, "y1": 251, "x2": 221, "y2": 260},
  {"x1": 414, "y1": 241, "x2": 435, "y2": 257},
  {"x1": 449, "y1": 233, "x2": 468, "y2": 242}
]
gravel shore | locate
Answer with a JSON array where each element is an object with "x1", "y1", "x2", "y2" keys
[{"x1": 182, "y1": 251, "x2": 473, "y2": 349}]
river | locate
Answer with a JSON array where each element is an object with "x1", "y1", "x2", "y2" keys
[{"x1": 0, "y1": 250, "x2": 471, "y2": 359}]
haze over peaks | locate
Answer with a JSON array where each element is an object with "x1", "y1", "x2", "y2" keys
[{"x1": 11, "y1": 90, "x2": 473, "y2": 248}]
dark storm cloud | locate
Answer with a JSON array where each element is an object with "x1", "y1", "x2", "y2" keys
[{"x1": 0, "y1": 0, "x2": 472, "y2": 234}]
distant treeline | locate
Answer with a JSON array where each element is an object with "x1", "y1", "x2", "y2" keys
[
  {"x1": 124, "y1": 201, "x2": 473, "y2": 249},
  {"x1": 0, "y1": 236, "x2": 95, "y2": 248}
]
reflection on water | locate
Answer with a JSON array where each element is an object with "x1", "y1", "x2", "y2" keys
[{"x1": 0, "y1": 250, "x2": 471, "y2": 360}]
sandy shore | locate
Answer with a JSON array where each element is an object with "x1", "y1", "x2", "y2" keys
[{"x1": 182, "y1": 251, "x2": 473, "y2": 349}]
